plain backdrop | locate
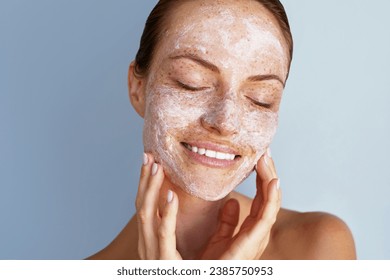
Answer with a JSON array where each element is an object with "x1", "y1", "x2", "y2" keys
[{"x1": 1, "y1": 0, "x2": 389, "y2": 259}]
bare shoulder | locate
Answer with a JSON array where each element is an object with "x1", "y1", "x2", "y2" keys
[
  {"x1": 268, "y1": 209, "x2": 357, "y2": 260},
  {"x1": 229, "y1": 192, "x2": 356, "y2": 259}
]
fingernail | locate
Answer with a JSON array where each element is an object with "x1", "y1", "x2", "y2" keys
[
  {"x1": 267, "y1": 147, "x2": 272, "y2": 158},
  {"x1": 276, "y1": 179, "x2": 280, "y2": 190},
  {"x1": 152, "y1": 163, "x2": 158, "y2": 175},
  {"x1": 167, "y1": 190, "x2": 173, "y2": 203},
  {"x1": 264, "y1": 154, "x2": 269, "y2": 167},
  {"x1": 143, "y1": 153, "x2": 148, "y2": 165}
]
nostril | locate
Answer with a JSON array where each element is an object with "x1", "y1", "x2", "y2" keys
[
  {"x1": 200, "y1": 109, "x2": 240, "y2": 136},
  {"x1": 200, "y1": 116, "x2": 220, "y2": 134}
]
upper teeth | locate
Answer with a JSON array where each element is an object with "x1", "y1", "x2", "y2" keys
[{"x1": 185, "y1": 143, "x2": 236, "y2": 160}]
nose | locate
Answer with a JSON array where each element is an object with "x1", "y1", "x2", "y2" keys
[{"x1": 200, "y1": 97, "x2": 240, "y2": 136}]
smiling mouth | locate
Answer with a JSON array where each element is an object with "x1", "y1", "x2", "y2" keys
[{"x1": 181, "y1": 142, "x2": 240, "y2": 161}]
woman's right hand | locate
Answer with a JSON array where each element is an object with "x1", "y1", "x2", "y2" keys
[{"x1": 136, "y1": 153, "x2": 182, "y2": 259}]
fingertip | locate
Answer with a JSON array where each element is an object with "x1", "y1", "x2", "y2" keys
[
  {"x1": 143, "y1": 153, "x2": 149, "y2": 165},
  {"x1": 276, "y1": 179, "x2": 282, "y2": 202},
  {"x1": 255, "y1": 154, "x2": 266, "y2": 176},
  {"x1": 139, "y1": 154, "x2": 152, "y2": 181},
  {"x1": 162, "y1": 191, "x2": 179, "y2": 225},
  {"x1": 264, "y1": 153, "x2": 270, "y2": 168},
  {"x1": 165, "y1": 190, "x2": 179, "y2": 209},
  {"x1": 152, "y1": 162, "x2": 158, "y2": 175},
  {"x1": 143, "y1": 152, "x2": 155, "y2": 165},
  {"x1": 231, "y1": 198, "x2": 239, "y2": 208},
  {"x1": 268, "y1": 178, "x2": 280, "y2": 201},
  {"x1": 258, "y1": 148, "x2": 277, "y2": 178},
  {"x1": 255, "y1": 153, "x2": 272, "y2": 190},
  {"x1": 255, "y1": 153, "x2": 265, "y2": 171},
  {"x1": 275, "y1": 179, "x2": 281, "y2": 201},
  {"x1": 270, "y1": 178, "x2": 279, "y2": 190},
  {"x1": 266, "y1": 147, "x2": 272, "y2": 158},
  {"x1": 220, "y1": 199, "x2": 239, "y2": 227},
  {"x1": 224, "y1": 198, "x2": 239, "y2": 215},
  {"x1": 167, "y1": 189, "x2": 174, "y2": 203}
]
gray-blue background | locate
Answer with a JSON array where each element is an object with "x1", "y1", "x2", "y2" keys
[{"x1": 1, "y1": 0, "x2": 389, "y2": 259}]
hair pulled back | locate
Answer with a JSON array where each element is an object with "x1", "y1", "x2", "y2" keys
[{"x1": 134, "y1": 0, "x2": 293, "y2": 79}]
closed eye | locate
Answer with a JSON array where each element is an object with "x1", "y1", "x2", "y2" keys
[
  {"x1": 176, "y1": 80, "x2": 210, "y2": 91},
  {"x1": 245, "y1": 96, "x2": 272, "y2": 109}
]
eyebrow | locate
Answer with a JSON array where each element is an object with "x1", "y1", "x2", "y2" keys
[
  {"x1": 170, "y1": 54, "x2": 285, "y2": 87},
  {"x1": 247, "y1": 74, "x2": 285, "y2": 87},
  {"x1": 170, "y1": 54, "x2": 220, "y2": 73}
]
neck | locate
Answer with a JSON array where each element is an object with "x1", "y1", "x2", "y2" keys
[{"x1": 159, "y1": 178, "x2": 225, "y2": 259}]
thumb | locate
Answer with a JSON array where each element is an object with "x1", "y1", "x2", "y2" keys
[{"x1": 209, "y1": 199, "x2": 240, "y2": 243}]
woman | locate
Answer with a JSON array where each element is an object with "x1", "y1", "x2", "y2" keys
[{"x1": 89, "y1": 0, "x2": 356, "y2": 259}]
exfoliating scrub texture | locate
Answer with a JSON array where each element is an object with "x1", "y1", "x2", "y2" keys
[{"x1": 142, "y1": 0, "x2": 288, "y2": 200}]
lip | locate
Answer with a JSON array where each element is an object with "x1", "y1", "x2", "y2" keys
[
  {"x1": 184, "y1": 141, "x2": 240, "y2": 155},
  {"x1": 180, "y1": 141, "x2": 241, "y2": 168}
]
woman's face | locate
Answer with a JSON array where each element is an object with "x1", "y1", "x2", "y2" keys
[{"x1": 142, "y1": 0, "x2": 289, "y2": 201}]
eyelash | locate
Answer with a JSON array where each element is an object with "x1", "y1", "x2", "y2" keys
[
  {"x1": 245, "y1": 96, "x2": 272, "y2": 109},
  {"x1": 176, "y1": 81, "x2": 272, "y2": 109},
  {"x1": 176, "y1": 81, "x2": 209, "y2": 92}
]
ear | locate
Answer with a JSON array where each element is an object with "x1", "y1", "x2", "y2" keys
[{"x1": 128, "y1": 61, "x2": 146, "y2": 118}]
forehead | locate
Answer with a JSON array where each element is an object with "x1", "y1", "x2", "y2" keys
[{"x1": 155, "y1": 0, "x2": 289, "y2": 77}]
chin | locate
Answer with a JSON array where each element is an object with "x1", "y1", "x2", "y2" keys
[
  {"x1": 143, "y1": 127, "x2": 265, "y2": 201},
  {"x1": 157, "y1": 147, "x2": 257, "y2": 201},
  {"x1": 168, "y1": 164, "x2": 255, "y2": 201}
]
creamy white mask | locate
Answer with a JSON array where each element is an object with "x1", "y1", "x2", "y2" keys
[
  {"x1": 143, "y1": 84, "x2": 278, "y2": 200},
  {"x1": 141, "y1": 0, "x2": 287, "y2": 201}
]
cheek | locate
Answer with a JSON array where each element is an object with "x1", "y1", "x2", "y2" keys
[
  {"x1": 239, "y1": 110, "x2": 279, "y2": 154},
  {"x1": 143, "y1": 87, "x2": 207, "y2": 150},
  {"x1": 144, "y1": 81, "x2": 279, "y2": 151}
]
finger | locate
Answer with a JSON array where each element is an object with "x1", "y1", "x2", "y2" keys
[
  {"x1": 256, "y1": 148, "x2": 276, "y2": 188},
  {"x1": 159, "y1": 190, "x2": 181, "y2": 259},
  {"x1": 254, "y1": 178, "x2": 281, "y2": 231},
  {"x1": 142, "y1": 162, "x2": 164, "y2": 217},
  {"x1": 249, "y1": 186, "x2": 263, "y2": 218},
  {"x1": 137, "y1": 226, "x2": 146, "y2": 259},
  {"x1": 138, "y1": 161, "x2": 165, "y2": 259},
  {"x1": 209, "y1": 199, "x2": 239, "y2": 243},
  {"x1": 135, "y1": 153, "x2": 152, "y2": 210},
  {"x1": 265, "y1": 148, "x2": 277, "y2": 178},
  {"x1": 136, "y1": 153, "x2": 152, "y2": 259},
  {"x1": 225, "y1": 179, "x2": 280, "y2": 260},
  {"x1": 251, "y1": 152, "x2": 273, "y2": 217},
  {"x1": 254, "y1": 148, "x2": 277, "y2": 213}
]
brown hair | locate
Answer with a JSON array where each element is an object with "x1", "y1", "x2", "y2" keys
[{"x1": 134, "y1": 0, "x2": 293, "y2": 80}]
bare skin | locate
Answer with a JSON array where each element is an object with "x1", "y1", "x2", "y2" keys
[
  {"x1": 87, "y1": 152, "x2": 356, "y2": 260},
  {"x1": 88, "y1": 192, "x2": 356, "y2": 259},
  {"x1": 88, "y1": 0, "x2": 356, "y2": 260},
  {"x1": 88, "y1": 211, "x2": 356, "y2": 260}
]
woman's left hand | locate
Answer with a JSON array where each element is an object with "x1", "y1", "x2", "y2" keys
[
  {"x1": 154, "y1": 149, "x2": 281, "y2": 259},
  {"x1": 200, "y1": 148, "x2": 281, "y2": 259}
]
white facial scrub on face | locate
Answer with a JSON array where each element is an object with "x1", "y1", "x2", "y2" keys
[
  {"x1": 143, "y1": 84, "x2": 278, "y2": 201},
  {"x1": 141, "y1": 0, "x2": 288, "y2": 201}
]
